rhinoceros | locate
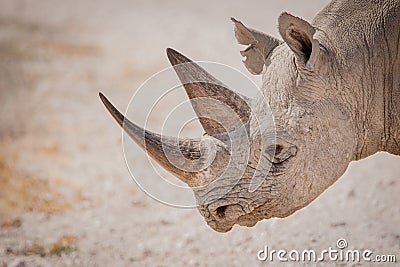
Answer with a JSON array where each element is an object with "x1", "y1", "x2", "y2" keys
[{"x1": 100, "y1": 0, "x2": 400, "y2": 232}]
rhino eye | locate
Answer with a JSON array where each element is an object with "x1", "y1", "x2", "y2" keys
[{"x1": 265, "y1": 144, "x2": 297, "y2": 164}]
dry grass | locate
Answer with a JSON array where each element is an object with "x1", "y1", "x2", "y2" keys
[
  {"x1": 0, "y1": 138, "x2": 86, "y2": 258},
  {"x1": 0, "y1": 141, "x2": 73, "y2": 224},
  {"x1": 32, "y1": 143, "x2": 60, "y2": 155},
  {"x1": 8, "y1": 235, "x2": 78, "y2": 257},
  {"x1": 35, "y1": 41, "x2": 100, "y2": 57},
  {"x1": 1, "y1": 217, "x2": 22, "y2": 228}
]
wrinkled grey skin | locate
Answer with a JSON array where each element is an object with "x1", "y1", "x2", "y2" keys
[{"x1": 101, "y1": 0, "x2": 400, "y2": 232}]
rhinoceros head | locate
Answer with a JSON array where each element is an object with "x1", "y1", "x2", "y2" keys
[{"x1": 100, "y1": 13, "x2": 356, "y2": 232}]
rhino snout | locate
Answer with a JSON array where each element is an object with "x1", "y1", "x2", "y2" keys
[{"x1": 200, "y1": 201, "x2": 248, "y2": 232}]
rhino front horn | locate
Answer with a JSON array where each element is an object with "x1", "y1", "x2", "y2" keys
[{"x1": 99, "y1": 92, "x2": 212, "y2": 186}]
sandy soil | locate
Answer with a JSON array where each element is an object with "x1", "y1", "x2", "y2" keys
[{"x1": 0, "y1": 0, "x2": 399, "y2": 266}]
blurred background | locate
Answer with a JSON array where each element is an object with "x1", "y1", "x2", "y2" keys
[{"x1": 0, "y1": 0, "x2": 399, "y2": 266}]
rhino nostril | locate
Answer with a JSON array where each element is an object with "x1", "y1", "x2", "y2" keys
[{"x1": 215, "y1": 205, "x2": 228, "y2": 218}]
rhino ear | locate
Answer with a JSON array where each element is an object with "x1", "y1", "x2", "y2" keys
[
  {"x1": 231, "y1": 17, "x2": 281, "y2": 75},
  {"x1": 278, "y1": 13, "x2": 320, "y2": 68}
]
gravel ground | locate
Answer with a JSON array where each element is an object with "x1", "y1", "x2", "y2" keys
[{"x1": 0, "y1": 0, "x2": 399, "y2": 266}]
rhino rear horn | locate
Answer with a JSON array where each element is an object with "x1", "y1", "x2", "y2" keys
[{"x1": 166, "y1": 48, "x2": 251, "y2": 141}]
